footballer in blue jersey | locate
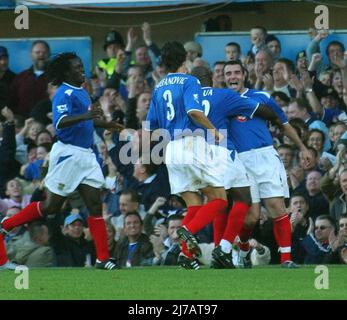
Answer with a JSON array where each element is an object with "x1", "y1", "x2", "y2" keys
[
  {"x1": 223, "y1": 60, "x2": 312, "y2": 268},
  {"x1": 190, "y1": 65, "x2": 291, "y2": 269},
  {"x1": 145, "y1": 42, "x2": 229, "y2": 268},
  {"x1": 0, "y1": 52, "x2": 123, "y2": 271},
  {"x1": 145, "y1": 73, "x2": 205, "y2": 139}
]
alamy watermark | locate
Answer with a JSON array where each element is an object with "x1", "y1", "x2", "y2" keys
[
  {"x1": 14, "y1": 5, "x2": 29, "y2": 30},
  {"x1": 314, "y1": 265, "x2": 329, "y2": 290},
  {"x1": 14, "y1": 266, "x2": 29, "y2": 290},
  {"x1": 117, "y1": 123, "x2": 228, "y2": 166},
  {"x1": 314, "y1": 5, "x2": 329, "y2": 30}
]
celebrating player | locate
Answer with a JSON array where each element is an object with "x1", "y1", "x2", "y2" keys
[
  {"x1": 145, "y1": 41, "x2": 229, "y2": 269},
  {"x1": 223, "y1": 60, "x2": 311, "y2": 268},
  {"x1": 0, "y1": 52, "x2": 123, "y2": 270}
]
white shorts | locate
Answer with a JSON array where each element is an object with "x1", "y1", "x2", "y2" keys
[
  {"x1": 45, "y1": 141, "x2": 105, "y2": 197},
  {"x1": 209, "y1": 145, "x2": 250, "y2": 190},
  {"x1": 238, "y1": 146, "x2": 289, "y2": 203},
  {"x1": 165, "y1": 136, "x2": 224, "y2": 195}
]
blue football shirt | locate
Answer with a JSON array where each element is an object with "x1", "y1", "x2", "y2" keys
[
  {"x1": 228, "y1": 88, "x2": 288, "y2": 153},
  {"x1": 145, "y1": 73, "x2": 204, "y2": 139},
  {"x1": 52, "y1": 82, "x2": 94, "y2": 148},
  {"x1": 201, "y1": 87, "x2": 259, "y2": 150}
]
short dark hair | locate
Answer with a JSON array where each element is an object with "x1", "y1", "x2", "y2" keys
[
  {"x1": 121, "y1": 189, "x2": 140, "y2": 203},
  {"x1": 290, "y1": 192, "x2": 308, "y2": 204},
  {"x1": 47, "y1": 52, "x2": 79, "y2": 86},
  {"x1": 276, "y1": 58, "x2": 295, "y2": 73},
  {"x1": 225, "y1": 42, "x2": 241, "y2": 53},
  {"x1": 326, "y1": 41, "x2": 345, "y2": 57},
  {"x1": 316, "y1": 215, "x2": 335, "y2": 227},
  {"x1": 277, "y1": 144, "x2": 294, "y2": 153},
  {"x1": 161, "y1": 41, "x2": 186, "y2": 72},
  {"x1": 290, "y1": 97, "x2": 311, "y2": 112},
  {"x1": 190, "y1": 66, "x2": 212, "y2": 87},
  {"x1": 265, "y1": 34, "x2": 281, "y2": 47},
  {"x1": 32, "y1": 40, "x2": 50, "y2": 54},
  {"x1": 271, "y1": 91, "x2": 290, "y2": 104},
  {"x1": 251, "y1": 26, "x2": 267, "y2": 35},
  {"x1": 339, "y1": 213, "x2": 347, "y2": 221},
  {"x1": 213, "y1": 61, "x2": 226, "y2": 68},
  {"x1": 124, "y1": 211, "x2": 143, "y2": 225},
  {"x1": 224, "y1": 60, "x2": 246, "y2": 74},
  {"x1": 308, "y1": 128, "x2": 325, "y2": 144},
  {"x1": 167, "y1": 214, "x2": 184, "y2": 224}
]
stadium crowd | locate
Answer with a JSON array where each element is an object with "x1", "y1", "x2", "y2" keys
[{"x1": 0, "y1": 21, "x2": 347, "y2": 269}]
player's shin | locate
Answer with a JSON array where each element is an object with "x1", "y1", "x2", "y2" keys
[
  {"x1": 220, "y1": 202, "x2": 250, "y2": 253},
  {"x1": 87, "y1": 216, "x2": 109, "y2": 262},
  {"x1": 185, "y1": 199, "x2": 228, "y2": 235},
  {"x1": 273, "y1": 214, "x2": 292, "y2": 263},
  {"x1": 2, "y1": 202, "x2": 44, "y2": 232}
]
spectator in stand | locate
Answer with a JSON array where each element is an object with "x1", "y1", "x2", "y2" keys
[
  {"x1": 295, "y1": 50, "x2": 309, "y2": 79},
  {"x1": 254, "y1": 48, "x2": 273, "y2": 91},
  {"x1": 289, "y1": 147, "x2": 319, "y2": 190},
  {"x1": 248, "y1": 26, "x2": 267, "y2": 58},
  {"x1": 0, "y1": 179, "x2": 31, "y2": 214},
  {"x1": 0, "y1": 46, "x2": 16, "y2": 108},
  {"x1": 13, "y1": 221, "x2": 53, "y2": 267},
  {"x1": 114, "y1": 212, "x2": 154, "y2": 267},
  {"x1": 225, "y1": 42, "x2": 241, "y2": 62},
  {"x1": 330, "y1": 169, "x2": 347, "y2": 223},
  {"x1": 265, "y1": 35, "x2": 281, "y2": 62},
  {"x1": 307, "y1": 29, "x2": 345, "y2": 75},
  {"x1": 9, "y1": 40, "x2": 50, "y2": 118},
  {"x1": 277, "y1": 144, "x2": 295, "y2": 194},
  {"x1": 122, "y1": 23, "x2": 160, "y2": 88},
  {"x1": 105, "y1": 217, "x2": 118, "y2": 258},
  {"x1": 300, "y1": 215, "x2": 338, "y2": 264},
  {"x1": 22, "y1": 143, "x2": 51, "y2": 182},
  {"x1": 0, "y1": 107, "x2": 20, "y2": 194},
  {"x1": 184, "y1": 41, "x2": 203, "y2": 72},
  {"x1": 307, "y1": 129, "x2": 336, "y2": 165},
  {"x1": 289, "y1": 193, "x2": 310, "y2": 263},
  {"x1": 15, "y1": 118, "x2": 44, "y2": 165},
  {"x1": 299, "y1": 170, "x2": 330, "y2": 221},
  {"x1": 272, "y1": 58, "x2": 297, "y2": 98},
  {"x1": 30, "y1": 82, "x2": 57, "y2": 126},
  {"x1": 150, "y1": 214, "x2": 183, "y2": 266},
  {"x1": 46, "y1": 213, "x2": 96, "y2": 267},
  {"x1": 334, "y1": 214, "x2": 347, "y2": 263},
  {"x1": 212, "y1": 61, "x2": 225, "y2": 88},
  {"x1": 96, "y1": 30, "x2": 125, "y2": 80},
  {"x1": 110, "y1": 189, "x2": 140, "y2": 241}
]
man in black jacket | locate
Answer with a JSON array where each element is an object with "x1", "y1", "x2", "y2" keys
[
  {"x1": 0, "y1": 107, "x2": 20, "y2": 196},
  {"x1": 47, "y1": 213, "x2": 96, "y2": 267},
  {"x1": 114, "y1": 212, "x2": 153, "y2": 267}
]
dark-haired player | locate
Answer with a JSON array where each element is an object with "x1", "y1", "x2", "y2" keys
[
  {"x1": 145, "y1": 41, "x2": 228, "y2": 269},
  {"x1": 0, "y1": 52, "x2": 122, "y2": 270}
]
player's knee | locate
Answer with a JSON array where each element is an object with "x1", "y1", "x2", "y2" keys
[{"x1": 244, "y1": 214, "x2": 258, "y2": 228}]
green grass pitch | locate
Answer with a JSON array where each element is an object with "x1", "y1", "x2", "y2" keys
[{"x1": 0, "y1": 265, "x2": 346, "y2": 300}]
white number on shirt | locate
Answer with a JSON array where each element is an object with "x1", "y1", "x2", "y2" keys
[
  {"x1": 163, "y1": 90, "x2": 175, "y2": 121},
  {"x1": 202, "y1": 99, "x2": 211, "y2": 116}
]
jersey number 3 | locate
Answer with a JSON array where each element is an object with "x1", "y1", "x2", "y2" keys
[{"x1": 163, "y1": 90, "x2": 175, "y2": 121}]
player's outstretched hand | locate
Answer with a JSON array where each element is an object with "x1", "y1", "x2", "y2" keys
[{"x1": 107, "y1": 121, "x2": 125, "y2": 132}]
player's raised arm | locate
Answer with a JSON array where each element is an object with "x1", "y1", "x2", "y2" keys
[{"x1": 252, "y1": 104, "x2": 284, "y2": 130}]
